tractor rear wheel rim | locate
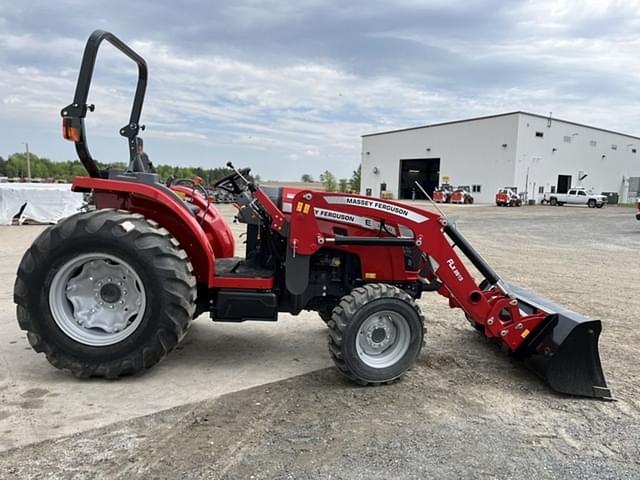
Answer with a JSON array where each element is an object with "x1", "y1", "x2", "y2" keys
[
  {"x1": 356, "y1": 310, "x2": 411, "y2": 368},
  {"x1": 49, "y1": 253, "x2": 147, "y2": 346}
]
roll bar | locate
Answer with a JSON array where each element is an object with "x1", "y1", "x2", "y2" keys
[{"x1": 61, "y1": 30, "x2": 148, "y2": 177}]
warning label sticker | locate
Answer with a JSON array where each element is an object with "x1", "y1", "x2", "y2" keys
[{"x1": 323, "y1": 196, "x2": 428, "y2": 223}]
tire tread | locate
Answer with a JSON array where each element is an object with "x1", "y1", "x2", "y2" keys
[
  {"x1": 327, "y1": 283, "x2": 425, "y2": 386},
  {"x1": 13, "y1": 209, "x2": 197, "y2": 378}
]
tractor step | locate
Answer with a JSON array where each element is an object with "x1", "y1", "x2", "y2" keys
[
  {"x1": 213, "y1": 290, "x2": 278, "y2": 322},
  {"x1": 507, "y1": 283, "x2": 612, "y2": 399},
  {"x1": 215, "y1": 257, "x2": 274, "y2": 278}
]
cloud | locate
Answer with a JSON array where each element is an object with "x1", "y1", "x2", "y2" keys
[{"x1": 1, "y1": 0, "x2": 640, "y2": 179}]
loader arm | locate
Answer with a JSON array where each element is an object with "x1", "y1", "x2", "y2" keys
[{"x1": 283, "y1": 190, "x2": 611, "y2": 399}]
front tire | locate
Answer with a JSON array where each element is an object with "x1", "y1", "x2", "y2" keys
[
  {"x1": 318, "y1": 305, "x2": 334, "y2": 325},
  {"x1": 588, "y1": 199, "x2": 596, "y2": 208},
  {"x1": 13, "y1": 209, "x2": 196, "y2": 378},
  {"x1": 327, "y1": 284, "x2": 425, "y2": 385}
]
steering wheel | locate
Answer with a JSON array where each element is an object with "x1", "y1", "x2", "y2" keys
[{"x1": 213, "y1": 167, "x2": 251, "y2": 194}]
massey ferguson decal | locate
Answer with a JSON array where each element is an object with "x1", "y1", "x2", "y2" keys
[
  {"x1": 324, "y1": 196, "x2": 428, "y2": 223},
  {"x1": 314, "y1": 208, "x2": 380, "y2": 230}
]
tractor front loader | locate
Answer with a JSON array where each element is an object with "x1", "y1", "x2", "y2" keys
[{"x1": 13, "y1": 31, "x2": 611, "y2": 398}]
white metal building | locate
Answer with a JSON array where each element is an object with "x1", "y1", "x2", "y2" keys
[{"x1": 360, "y1": 111, "x2": 640, "y2": 203}]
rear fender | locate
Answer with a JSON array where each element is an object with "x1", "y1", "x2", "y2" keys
[
  {"x1": 171, "y1": 184, "x2": 235, "y2": 259},
  {"x1": 72, "y1": 176, "x2": 216, "y2": 285}
]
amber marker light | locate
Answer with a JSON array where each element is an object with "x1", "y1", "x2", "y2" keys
[{"x1": 62, "y1": 118, "x2": 81, "y2": 142}]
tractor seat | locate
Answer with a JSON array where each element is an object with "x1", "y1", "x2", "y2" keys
[{"x1": 107, "y1": 170, "x2": 199, "y2": 218}]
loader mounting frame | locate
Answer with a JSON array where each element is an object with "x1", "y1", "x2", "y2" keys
[{"x1": 284, "y1": 191, "x2": 611, "y2": 399}]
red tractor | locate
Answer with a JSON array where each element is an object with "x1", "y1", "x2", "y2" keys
[{"x1": 13, "y1": 31, "x2": 610, "y2": 398}]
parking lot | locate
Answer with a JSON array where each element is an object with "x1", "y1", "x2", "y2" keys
[{"x1": 1, "y1": 203, "x2": 639, "y2": 479}]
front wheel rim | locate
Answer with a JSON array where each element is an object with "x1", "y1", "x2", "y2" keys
[
  {"x1": 49, "y1": 253, "x2": 147, "y2": 346},
  {"x1": 355, "y1": 310, "x2": 411, "y2": 368}
]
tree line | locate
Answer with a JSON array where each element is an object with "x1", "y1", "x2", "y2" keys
[
  {"x1": 302, "y1": 165, "x2": 361, "y2": 193},
  {"x1": 0, "y1": 151, "x2": 361, "y2": 192},
  {"x1": 0, "y1": 152, "x2": 254, "y2": 184}
]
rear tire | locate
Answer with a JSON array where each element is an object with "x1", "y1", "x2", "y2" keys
[
  {"x1": 550, "y1": 197, "x2": 558, "y2": 206},
  {"x1": 327, "y1": 284, "x2": 425, "y2": 385},
  {"x1": 13, "y1": 209, "x2": 197, "y2": 378}
]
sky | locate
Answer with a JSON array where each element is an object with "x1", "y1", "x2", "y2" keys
[{"x1": 2, "y1": 0, "x2": 640, "y2": 180}]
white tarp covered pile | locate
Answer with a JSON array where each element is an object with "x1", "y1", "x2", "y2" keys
[{"x1": 0, "y1": 183, "x2": 84, "y2": 225}]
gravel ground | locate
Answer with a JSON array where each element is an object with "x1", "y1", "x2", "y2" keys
[{"x1": 1, "y1": 203, "x2": 639, "y2": 479}]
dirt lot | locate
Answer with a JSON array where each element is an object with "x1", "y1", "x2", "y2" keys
[{"x1": 1, "y1": 203, "x2": 639, "y2": 479}]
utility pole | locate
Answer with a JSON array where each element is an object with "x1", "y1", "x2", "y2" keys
[{"x1": 22, "y1": 142, "x2": 31, "y2": 182}]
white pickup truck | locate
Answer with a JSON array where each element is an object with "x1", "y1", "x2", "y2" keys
[{"x1": 544, "y1": 188, "x2": 606, "y2": 208}]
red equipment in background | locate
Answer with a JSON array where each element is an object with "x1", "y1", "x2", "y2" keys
[
  {"x1": 496, "y1": 188, "x2": 522, "y2": 207},
  {"x1": 433, "y1": 184, "x2": 452, "y2": 203},
  {"x1": 450, "y1": 186, "x2": 474, "y2": 204}
]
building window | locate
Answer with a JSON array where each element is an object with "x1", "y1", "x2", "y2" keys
[
  {"x1": 472, "y1": 184, "x2": 482, "y2": 193},
  {"x1": 535, "y1": 131, "x2": 544, "y2": 138},
  {"x1": 612, "y1": 144, "x2": 618, "y2": 150},
  {"x1": 589, "y1": 140, "x2": 597, "y2": 147},
  {"x1": 563, "y1": 136, "x2": 571, "y2": 143},
  {"x1": 538, "y1": 186, "x2": 544, "y2": 194},
  {"x1": 550, "y1": 186, "x2": 556, "y2": 193}
]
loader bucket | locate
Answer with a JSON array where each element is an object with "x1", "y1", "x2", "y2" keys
[{"x1": 507, "y1": 283, "x2": 612, "y2": 399}]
